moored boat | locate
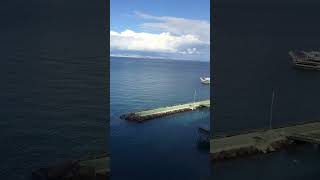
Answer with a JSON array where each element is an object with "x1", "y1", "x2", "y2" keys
[
  {"x1": 200, "y1": 77, "x2": 210, "y2": 84},
  {"x1": 289, "y1": 50, "x2": 320, "y2": 70}
]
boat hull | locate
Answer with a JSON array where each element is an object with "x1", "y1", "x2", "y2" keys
[
  {"x1": 200, "y1": 77, "x2": 210, "y2": 84},
  {"x1": 289, "y1": 50, "x2": 320, "y2": 70}
]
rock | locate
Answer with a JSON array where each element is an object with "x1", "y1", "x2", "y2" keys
[
  {"x1": 96, "y1": 171, "x2": 110, "y2": 180},
  {"x1": 74, "y1": 166, "x2": 96, "y2": 180},
  {"x1": 47, "y1": 160, "x2": 79, "y2": 180}
]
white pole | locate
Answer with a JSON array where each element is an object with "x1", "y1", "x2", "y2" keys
[{"x1": 269, "y1": 90, "x2": 275, "y2": 129}]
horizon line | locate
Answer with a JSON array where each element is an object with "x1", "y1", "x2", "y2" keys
[{"x1": 110, "y1": 54, "x2": 210, "y2": 62}]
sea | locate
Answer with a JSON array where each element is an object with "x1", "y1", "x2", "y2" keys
[
  {"x1": 110, "y1": 57, "x2": 210, "y2": 180},
  {"x1": 212, "y1": 0, "x2": 320, "y2": 179},
  {"x1": 0, "y1": 1, "x2": 108, "y2": 179}
]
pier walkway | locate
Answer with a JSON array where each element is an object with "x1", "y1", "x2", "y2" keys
[
  {"x1": 210, "y1": 122, "x2": 320, "y2": 160},
  {"x1": 120, "y1": 99, "x2": 210, "y2": 122}
]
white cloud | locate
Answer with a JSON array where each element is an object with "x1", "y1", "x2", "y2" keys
[
  {"x1": 110, "y1": 29, "x2": 204, "y2": 54},
  {"x1": 135, "y1": 11, "x2": 210, "y2": 43},
  {"x1": 179, "y1": 48, "x2": 199, "y2": 55},
  {"x1": 110, "y1": 12, "x2": 210, "y2": 61}
]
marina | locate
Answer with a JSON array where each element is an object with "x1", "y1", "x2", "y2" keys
[
  {"x1": 120, "y1": 100, "x2": 210, "y2": 122},
  {"x1": 210, "y1": 121, "x2": 320, "y2": 160}
]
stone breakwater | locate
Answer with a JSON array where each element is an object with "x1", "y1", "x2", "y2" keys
[
  {"x1": 32, "y1": 153, "x2": 110, "y2": 180},
  {"x1": 211, "y1": 121, "x2": 320, "y2": 161},
  {"x1": 120, "y1": 100, "x2": 210, "y2": 122}
]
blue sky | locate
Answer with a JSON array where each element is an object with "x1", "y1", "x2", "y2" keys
[{"x1": 110, "y1": 0, "x2": 210, "y2": 61}]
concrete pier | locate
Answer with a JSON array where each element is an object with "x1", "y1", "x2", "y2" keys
[
  {"x1": 120, "y1": 100, "x2": 210, "y2": 122},
  {"x1": 32, "y1": 153, "x2": 110, "y2": 180},
  {"x1": 210, "y1": 122, "x2": 320, "y2": 160},
  {"x1": 79, "y1": 154, "x2": 110, "y2": 178}
]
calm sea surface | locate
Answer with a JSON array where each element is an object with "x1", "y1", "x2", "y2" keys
[
  {"x1": 212, "y1": 1, "x2": 320, "y2": 179},
  {"x1": 0, "y1": 1, "x2": 107, "y2": 179},
  {"x1": 110, "y1": 57, "x2": 210, "y2": 180}
]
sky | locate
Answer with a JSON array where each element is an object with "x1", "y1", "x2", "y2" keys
[{"x1": 110, "y1": 0, "x2": 210, "y2": 61}]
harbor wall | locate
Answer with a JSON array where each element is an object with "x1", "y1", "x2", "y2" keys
[{"x1": 211, "y1": 0, "x2": 320, "y2": 136}]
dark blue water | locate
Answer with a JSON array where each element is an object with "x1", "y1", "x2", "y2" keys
[
  {"x1": 110, "y1": 57, "x2": 210, "y2": 180},
  {"x1": 0, "y1": 1, "x2": 108, "y2": 179},
  {"x1": 212, "y1": 0, "x2": 320, "y2": 179}
]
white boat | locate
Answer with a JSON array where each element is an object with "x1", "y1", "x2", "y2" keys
[
  {"x1": 289, "y1": 50, "x2": 320, "y2": 70},
  {"x1": 200, "y1": 77, "x2": 210, "y2": 84}
]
